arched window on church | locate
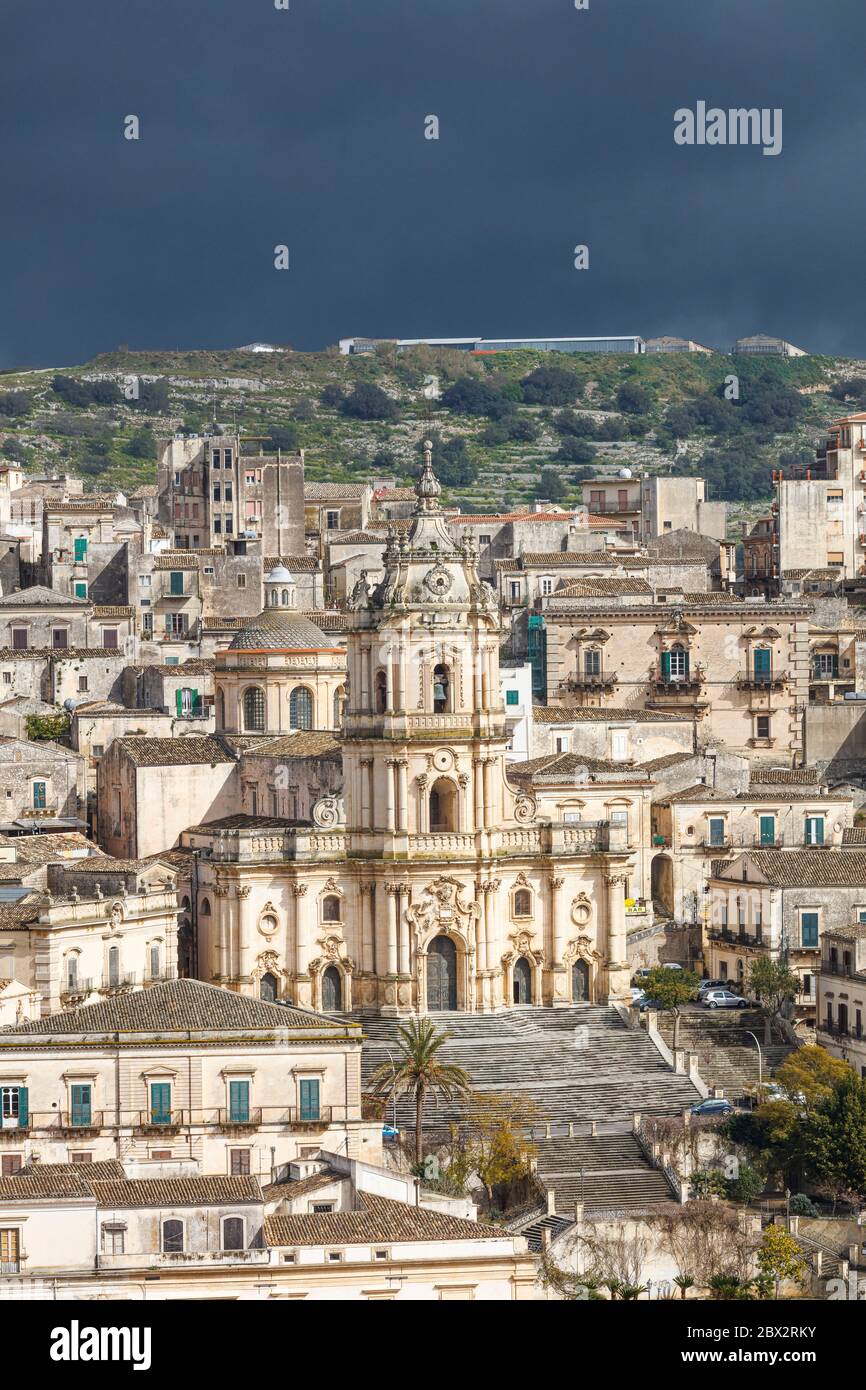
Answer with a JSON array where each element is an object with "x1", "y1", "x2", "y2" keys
[
  {"x1": 433, "y1": 664, "x2": 451, "y2": 714},
  {"x1": 260, "y1": 972, "x2": 278, "y2": 1002},
  {"x1": 199, "y1": 897, "x2": 211, "y2": 916},
  {"x1": 243, "y1": 686, "x2": 266, "y2": 732},
  {"x1": 374, "y1": 669, "x2": 387, "y2": 715},
  {"x1": 289, "y1": 686, "x2": 313, "y2": 730},
  {"x1": 322, "y1": 894, "x2": 341, "y2": 923},
  {"x1": 429, "y1": 777, "x2": 458, "y2": 833},
  {"x1": 514, "y1": 888, "x2": 532, "y2": 918},
  {"x1": 333, "y1": 685, "x2": 346, "y2": 728},
  {"x1": 216, "y1": 687, "x2": 225, "y2": 729},
  {"x1": 281, "y1": 589, "x2": 289, "y2": 605}
]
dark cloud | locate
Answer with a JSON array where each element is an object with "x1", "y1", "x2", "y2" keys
[{"x1": 1, "y1": 0, "x2": 864, "y2": 366}]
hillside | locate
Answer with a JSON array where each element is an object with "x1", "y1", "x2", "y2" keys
[{"x1": 2, "y1": 344, "x2": 865, "y2": 532}]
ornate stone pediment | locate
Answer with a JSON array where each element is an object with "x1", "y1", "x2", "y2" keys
[
  {"x1": 405, "y1": 876, "x2": 479, "y2": 944},
  {"x1": 743, "y1": 626, "x2": 781, "y2": 640},
  {"x1": 563, "y1": 935, "x2": 601, "y2": 966},
  {"x1": 656, "y1": 612, "x2": 697, "y2": 636},
  {"x1": 309, "y1": 935, "x2": 354, "y2": 975}
]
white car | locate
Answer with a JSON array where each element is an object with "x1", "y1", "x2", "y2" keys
[{"x1": 702, "y1": 988, "x2": 749, "y2": 1010}]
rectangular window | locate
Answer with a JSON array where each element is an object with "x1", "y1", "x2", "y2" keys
[
  {"x1": 813, "y1": 652, "x2": 839, "y2": 680},
  {"x1": 102, "y1": 629, "x2": 118, "y2": 650},
  {"x1": 804, "y1": 817, "x2": 824, "y2": 846},
  {"x1": 224, "y1": 516, "x2": 233, "y2": 533},
  {"x1": 213, "y1": 517, "x2": 222, "y2": 534},
  {"x1": 1, "y1": 1155, "x2": 22, "y2": 1176},
  {"x1": 32, "y1": 781, "x2": 46, "y2": 810},
  {"x1": 1, "y1": 1085, "x2": 26, "y2": 1127},
  {"x1": 584, "y1": 649, "x2": 601, "y2": 677},
  {"x1": 611, "y1": 730, "x2": 629, "y2": 760},
  {"x1": 212, "y1": 452, "x2": 220, "y2": 469},
  {"x1": 753, "y1": 647, "x2": 771, "y2": 682},
  {"x1": 223, "y1": 449, "x2": 233, "y2": 468},
  {"x1": 299, "y1": 1078, "x2": 320, "y2": 1122},
  {"x1": 229, "y1": 1080, "x2": 250, "y2": 1124},
  {"x1": 237, "y1": 573, "x2": 247, "y2": 588},
  {"x1": 0, "y1": 1228, "x2": 20, "y2": 1274},
  {"x1": 759, "y1": 815, "x2": 775, "y2": 847},
  {"x1": 479, "y1": 534, "x2": 491, "y2": 546},
  {"x1": 756, "y1": 715, "x2": 770, "y2": 740},
  {"x1": 102, "y1": 1227, "x2": 125, "y2": 1255},
  {"x1": 213, "y1": 485, "x2": 221, "y2": 502},
  {"x1": 70, "y1": 1084, "x2": 91, "y2": 1127},
  {"x1": 150, "y1": 1083, "x2": 172, "y2": 1126},
  {"x1": 505, "y1": 689, "x2": 519, "y2": 706},
  {"x1": 70, "y1": 1151, "x2": 93, "y2": 1164},
  {"x1": 509, "y1": 581, "x2": 521, "y2": 601},
  {"x1": 52, "y1": 628, "x2": 68, "y2": 649},
  {"x1": 707, "y1": 817, "x2": 726, "y2": 847},
  {"x1": 78, "y1": 675, "x2": 89, "y2": 693},
  {"x1": 540, "y1": 577, "x2": 553, "y2": 596},
  {"x1": 224, "y1": 484, "x2": 233, "y2": 502},
  {"x1": 801, "y1": 912, "x2": 819, "y2": 948},
  {"x1": 74, "y1": 582, "x2": 88, "y2": 599},
  {"x1": 11, "y1": 628, "x2": 27, "y2": 651},
  {"x1": 230, "y1": 1148, "x2": 251, "y2": 1175},
  {"x1": 169, "y1": 571, "x2": 184, "y2": 596},
  {"x1": 73, "y1": 536, "x2": 87, "y2": 562},
  {"x1": 554, "y1": 735, "x2": 570, "y2": 754},
  {"x1": 326, "y1": 510, "x2": 340, "y2": 530}
]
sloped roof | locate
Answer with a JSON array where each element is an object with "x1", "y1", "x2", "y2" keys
[
  {"x1": 532, "y1": 704, "x2": 691, "y2": 724},
  {"x1": 119, "y1": 736, "x2": 235, "y2": 768},
  {"x1": 92, "y1": 1176, "x2": 263, "y2": 1209},
  {"x1": 264, "y1": 1192, "x2": 499, "y2": 1247},
  {"x1": 0, "y1": 586, "x2": 86, "y2": 608},
  {"x1": 0, "y1": 1160, "x2": 126, "y2": 1201},
  {"x1": 5, "y1": 977, "x2": 356, "y2": 1036},
  {"x1": 715, "y1": 850, "x2": 866, "y2": 888},
  {"x1": 750, "y1": 767, "x2": 819, "y2": 786}
]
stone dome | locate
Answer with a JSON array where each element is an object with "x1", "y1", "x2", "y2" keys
[{"x1": 227, "y1": 609, "x2": 332, "y2": 651}]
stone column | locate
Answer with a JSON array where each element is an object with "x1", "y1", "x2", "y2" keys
[
  {"x1": 549, "y1": 876, "x2": 567, "y2": 1006},
  {"x1": 385, "y1": 882, "x2": 400, "y2": 975},
  {"x1": 360, "y1": 883, "x2": 375, "y2": 974},
  {"x1": 396, "y1": 759, "x2": 409, "y2": 834},
  {"x1": 291, "y1": 883, "x2": 310, "y2": 995},
  {"x1": 398, "y1": 883, "x2": 410, "y2": 977},
  {"x1": 385, "y1": 758, "x2": 396, "y2": 832},
  {"x1": 236, "y1": 884, "x2": 252, "y2": 986},
  {"x1": 214, "y1": 883, "x2": 230, "y2": 981},
  {"x1": 482, "y1": 758, "x2": 494, "y2": 829},
  {"x1": 458, "y1": 773, "x2": 470, "y2": 834},
  {"x1": 359, "y1": 758, "x2": 372, "y2": 829},
  {"x1": 605, "y1": 872, "x2": 630, "y2": 1000},
  {"x1": 417, "y1": 774, "x2": 429, "y2": 834},
  {"x1": 473, "y1": 758, "x2": 484, "y2": 832}
]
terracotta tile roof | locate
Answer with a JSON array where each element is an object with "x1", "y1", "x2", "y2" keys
[
  {"x1": 328, "y1": 530, "x2": 388, "y2": 546},
  {"x1": 843, "y1": 827, "x2": 866, "y2": 844},
  {"x1": 497, "y1": 551, "x2": 636, "y2": 571},
  {"x1": 13, "y1": 833, "x2": 103, "y2": 865},
  {"x1": 637, "y1": 752, "x2": 699, "y2": 772},
  {"x1": 457, "y1": 512, "x2": 597, "y2": 526},
  {"x1": 92, "y1": 606, "x2": 135, "y2": 619},
  {"x1": 372, "y1": 487, "x2": 416, "y2": 501},
  {"x1": 750, "y1": 767, "x2": 819, "y2": 786},
  {"x1": 264, "y1": 1192, "x2": 498, "y2": 1247},
  {"x1": 252, "y1": 731, "x2": 341, "y2": 759},
  {"x1": 716, "y1": 850, "x2": 866, "y2": 888},
  {"x1": 5, "y1": 977, "x2": 357, "y2": 1037},
  {"x1": 532, "y1": 704, "x2": 690, "y2": 724},
  {"x1": 509, "y1": 752, "x2": 647, "y2": 781},
  {"x1": 0, "y1": 1160, "x2": 126, "y2": 1200},
  {"x1": 262, "y1": 1169, "x2": 339, "y2": 1200},
  {"x1": 305, "y1": 483, "x2": 370, "y2": 500},
  {"x1": 92, "y1": 1176, "x2": 263, "y2": 1209},
  {"x1": 118, "y1": 735, "x2": 235, "y2": 767},
  {"x1": 264, "y1": 556, "x2": 322, "y2": 573},
  {"x1": 555, "y1": 577, "x2": 652, "y2": 597},
  {"x1": 659, "y1": 783, "x2": 847, "y2": 805}
]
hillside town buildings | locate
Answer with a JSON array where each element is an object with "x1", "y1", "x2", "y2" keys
[{"x1": 5, "y1": 409, "x2": 866, "y2": 1301}]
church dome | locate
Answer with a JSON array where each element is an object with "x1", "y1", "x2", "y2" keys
[
  {"x1": 227, "y1": 609, "x2": 331, "y2": 651},
  {"x1": 265, "y1": 563, "x2": 295, "y2": 584}
]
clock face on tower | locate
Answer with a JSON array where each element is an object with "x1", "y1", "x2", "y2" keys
[{"x1": 424, "y1": 564, "x2": 453, "y2": 598}]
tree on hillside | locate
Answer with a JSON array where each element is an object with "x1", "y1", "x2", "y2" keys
[
  {"x1": 557, "y1": 437, "x2": 596, "y2": 466},
  {"x1": 802, "y1": 1070, "x2": 866, "y2": 1199},
  {"x1": 538, "y1": 467, "x2": 566, "y2": 503},
  {"x1": 369, "y1": 1018, "x2": 471, "y2": 1167},
  {"x1": 756, "y1": 1224, "x2": 807, "y2": 1300},
  {"x1": 456, "y1": 1092, "x2": 539, "y2": 1207},
  {"x1": 520, "y1": 365, "x2": 580, "y2": 406},
  {"x1": 638, "y1": 966, "x2": 700, "y2": 1049},
  {"x1": 341, "y1": 382, "x2": 399, "y2": 420},
  {"x1": 747, "y1": 956, "x2": 800, "y2": 1044},
  {"x1": 616, "y1": 381, "x2": 652, "y2": 415},
  {"x1": 0, "y1": 391, "x2": 31, "y2": 417},
  {"x1": 775, "y1": 1045, "x2": 851, "y2": 1111}
]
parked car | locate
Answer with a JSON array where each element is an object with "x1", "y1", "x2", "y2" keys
[
  {"x1": 633, "y1": 963, "x2": 683, "y2": 982},
  {"x1": 698, "y1": 979, "x2": 727, "y2": 995},
  {"x1": 629, "y1": 986, "x2": 646, "y2": 1003},
  {"x1": 691, "y1": 1098, "x2": 733, "y2": 1117},
  {"x1": 701, "y1": 989, "x2": 749, "y2": 1010},
  {"x1": 636, "y1": 994, "x2": 663, "y2": 1011}
]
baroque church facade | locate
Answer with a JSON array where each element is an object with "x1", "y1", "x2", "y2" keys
[{"x1": 190, "y1": 447, "x2": 635, "y2": 1015}]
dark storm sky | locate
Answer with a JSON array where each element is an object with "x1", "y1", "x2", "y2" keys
[{"x1": 2, "y1": 0, "x2": 864, "y2": 369}]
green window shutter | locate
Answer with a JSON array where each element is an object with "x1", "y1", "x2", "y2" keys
[
  {"x1": 759, "y1": 815, "x2": 775, "y2": 846},
  {"x1": 74, "y1": 537, "x2": 87, "y2": 561},
  {"x1": 753, "y1": 648, "x2": 771, "y2": 680},
  {"x1": 814, "y1": 818, "x2": 824, "y2": 845},
  {"x1": 71, "y1": 1084, "x2": 91, "y2": 1126},
  {"x1": 299, "y1": 1079, "x2": 320, "y2": 1122},
  {"x1": 191, "y1": 688, "x2": 200, "y2": 712},
  {"x1": 175, "y1": 689, "x2": 183, "y2": 716},
  {"x1": 164, "y1": 614, "x2": 172, "y2": 633},
  {"x1": 17, "y1": 1086, "x2": 28, "y2": 1127},
  {"x1": 506, "y1": 689, "x2": 519, "y2": 706},
  {"x1": 229, "y1": 1080, "x2": 249, "y2": 1124},
  {"x1": 150, "y1": 1083, "x2": 171, "y2": 1125},
  {"x1": 661, "y1": 651, "x2": 671, "y2": 680},
  {"x1": 74, "y1": 582, "x2": 87, "y2": 599},
  {"x1": 170, "y1": 571, "x2": 183, "y2": 595},
  {"x1": 831, "y1": 655, "x2": 839, "y2": 678}
]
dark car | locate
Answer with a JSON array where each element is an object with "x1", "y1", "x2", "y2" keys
[{"x1": 690, "y1": 1098, "x2": 734, "y2": 1117}]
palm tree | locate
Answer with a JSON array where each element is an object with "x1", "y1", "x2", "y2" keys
[
  {"x1": 673, "y1": 1273, "x2": 695, "y2": 1301},
  {"x1": 369, "y1": 1017, "x2": 471, "y2": 1166}
]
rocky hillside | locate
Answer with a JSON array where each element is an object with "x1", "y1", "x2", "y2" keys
[{"x1": 2, "y1": 344, "x2": 865, "y2": 531}]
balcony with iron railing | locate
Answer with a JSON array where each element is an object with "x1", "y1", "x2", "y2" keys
[
  {"x1": 708, "y1": 927, "x2": 765, "y2": 948},
  {"x1": 0, "y1": 1106, "x2": 349, "y2": 1137},
  {"x1": 649, "y1": 663, "x2": 706, "y2": 693},
  {"x1": 736, "y1": 669, "x2": 789, "y2": 690},
  {"x1": 566, "y1": 670, "x2": 619, "y2": 691},
  {"x1": 59, "y1": 978, "x2": 94, "y2": 1006}
]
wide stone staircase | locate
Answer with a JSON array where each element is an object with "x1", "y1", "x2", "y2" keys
[
  {"x1": 360, "y1": 1006, "x2": 700, "y2": 1218},
  {"x1": 655, "y1": 1008, "x2": 795, "y2": 1101}
]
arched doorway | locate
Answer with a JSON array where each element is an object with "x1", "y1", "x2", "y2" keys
[
  {"x1": 651, "y1": 853, "x2": 674, "y2": 918},
  {"x1": 322, "y1": 965, "x2": 342, "y2": 1012},
  {"x1": 260, "y1": 971, "x2": 278, "y2": 1002},
  {"x1": 572, "y1": 959, "x2": 590, "y2": 1002},
  {"x1": 427, "y1": 936, "x2": 457, "y2": 1011},
  {"x1": 513, "y1": 956, "x2": 532, "y2": 1005}
]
